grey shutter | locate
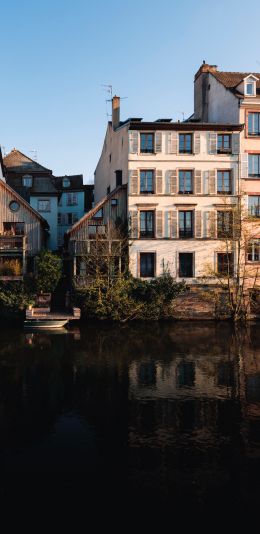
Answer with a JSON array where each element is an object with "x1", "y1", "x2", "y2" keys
[
  {"x1": 156, "y1": 210, "x2": 163, "y2": 238},
  {"x1": 208, "y1": 211, "x2": 216, "y2": 238},
  {"x1": 129, "y1": 131, "x2": 139, "y2": 153},
  {"x1": 155, "y1": 131, "x2": 162, "y2": 153},
  {"x1": 129, "y1": 210, "x2": 138, "y2": 238},
  {"x1": 194, "y1": 132, "x2": 201, "y2": 154},
  {"x1": 232, "y1": 167, "x2": 237, "y2": 195},
  {"x1": 209, "y1": 170, "x2": 216, "y2": 195},
  {"x1": 169, "y1": 170, "x2": 178, "y2": 194},
  {"x1": 203, "y1": 171, "x2": 209, "y2": 194},
  {"x1": 241, "y1": 153, "x2": 248, "y2": 179},
  {"x1": 156, "y1": 170, "x2": 163, "y2": 194},
  {"x1": 208, "y1": 132, "x2": 217, "y2": 154},
  {"x1": 170, "y1": 210, "x2": 178, "y2": 238},
  {"x1": 129, "y1": 170, "x2": 139, "y2": 194},
  {"x1": 168, "y1": 131, "x2": 178, "y2": 154},
  {"x1": 165, "y1": 211, "x2": 170, "y2": 237},
  {"x1": 165, "y1": 171, "x2": 170, "y2": 194},
  {"x1": 232, "y1": 133, "x2": 240, "y2": 155},
  {"x1": 195, "y1": 211, "x2": 202, "y2": 238},
  {"x1": 195, "y1": 170, "x2": 202, "y2": 194}
]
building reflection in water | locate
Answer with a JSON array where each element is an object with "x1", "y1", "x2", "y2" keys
[{"x1": 0, "y1": 322, "x2": 259, "y2": 515}]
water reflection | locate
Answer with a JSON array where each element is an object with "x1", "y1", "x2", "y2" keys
[{"x1": 0, "y1": 322, "x2": 259, "y2": 518}]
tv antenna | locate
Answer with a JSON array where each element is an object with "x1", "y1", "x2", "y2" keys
[{"x1": 29, "y1": 149, "x2": 38, "y2": 162}]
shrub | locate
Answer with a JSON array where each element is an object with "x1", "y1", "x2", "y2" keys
[{"x1": 36, "y1": 250, "x2": 62, "y2": 293}]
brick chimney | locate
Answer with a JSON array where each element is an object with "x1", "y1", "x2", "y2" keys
[
  {"x1": 112, "y1": 95, "x2": 120, "y2": 129},
  {"x1": 194, "y1": 61, "x2": 218, "y2": 121},
  {"x1": 194, "y1": 61, "x2": 218, "y2": 81}
]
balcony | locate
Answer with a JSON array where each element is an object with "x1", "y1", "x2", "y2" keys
[
  {"x1": 0, "y1": 235, "x2": 27, "y2": 252},
  {"x1": 69, "y1": 239, "x2": 122, "y2": 256}
]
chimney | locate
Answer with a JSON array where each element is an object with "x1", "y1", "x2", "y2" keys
[
  {"x1": 112, "y1": 95, "x2": 120, "y2": 129},
  {"x1": 194, "y1": 62, "x2": 218, "y2": 81}
]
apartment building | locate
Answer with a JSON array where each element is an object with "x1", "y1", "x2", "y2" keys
[
  {"x1": 94, "y1": 97, "x2": 242, "y2": 283},
  {"x1": 194, "y1": 63, "x2": 260, "y2": 288}
]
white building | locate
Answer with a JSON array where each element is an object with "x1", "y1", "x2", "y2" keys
[{"x1": 94, "y1": 97, "x2": 242, "y2": 283}]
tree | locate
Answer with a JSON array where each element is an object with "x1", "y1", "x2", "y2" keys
[{"x1": 36, "y1": 250, "x2": 62, "y2": 294}]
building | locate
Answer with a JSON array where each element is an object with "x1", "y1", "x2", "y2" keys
[
  {"x1": 0, "y1": 151, "x2": 49, "y2": 278},
  {"x1": 94, "y1": 96, "x2": 243, "y2": 283},
  {"x1": 194, "y1": 63, "x2": 260, "y2": 290},
  {"x1": 53, "y1": 175, "x2": 93, "y2": 249},
  {"x1": 3, "y1": 149, "x2": 58, "y2": 250}
]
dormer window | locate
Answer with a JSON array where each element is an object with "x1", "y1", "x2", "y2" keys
[
  {"x1": 244, "y1": 75, "x2": 257, "y2": 97},
  {"x1": 63, "y1": 177, "x2": 70, "y2": 188},
  {"x1": 22, "y1": 175, "x2": 33, "y2": 187}
]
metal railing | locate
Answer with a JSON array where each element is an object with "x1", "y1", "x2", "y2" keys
[{"x1": 0, "y1": 235, "x2": 27, "y2": 251}]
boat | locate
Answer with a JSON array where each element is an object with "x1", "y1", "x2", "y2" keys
[{"x1": 24, "y1": 306, "x2": 81, "y2": 329}]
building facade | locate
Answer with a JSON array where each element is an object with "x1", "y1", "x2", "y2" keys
[{"x1": 94, "y1": 97, "x2": 243, "y2": 284}]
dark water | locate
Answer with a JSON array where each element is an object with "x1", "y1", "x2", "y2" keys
[{"x1": 0, "y1": 321, "x2": 260, "y2": 524}]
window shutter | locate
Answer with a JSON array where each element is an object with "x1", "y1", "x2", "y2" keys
[
  {"x1": 195, "y1": 211, "x2": 202, "y2": 238},
  {"x1": 208, "y1": 211, "x2": 216, "y2": 238},
  {"x1": 233, "y1": 207, "x2": 241, "y2": 239},
  {"x1": 167, "y1": 131, "x2": 178, "y2": 154},
  {"x1": 156, "y1": 210, "x2": 163, "y2": 238},
  {"x1": 203, "y1": 171, "x2": 209, "y2": 194},
  {"x1": 129, "y1": 170, "x2": 139, "y2": 194},
  {"x1": 195, "y1": 170, "x2": 202, "y2": 194},
  {"x1": 241, "y1": 153, "x2": 248, "y2": 179},
  {"x1": 129, "y1": 131, "x2": 139, "y2": 154},
  {"x1": 194, "y1": 132, "x2": 201, "y2": 154},
  {"x1": 170, "y1": 210, "x2": 178, "y2": 238},
  {"x1": 208, "y1": 132, "x2": 217, "y2": 154},
  {"x1": 129, "y1": 210, "x2": 138, "y2": 238},
  {"x1": 231, "y1": 167, "x2": 237, "y2": 195},
  {"x1": 169, "y1": 170, "x2": 178, "y2": 195},
  {"x1": 232, "y1": 133, "x2": 240, "y2": 155},
  {"x1": 165, "y1": 211, "x2": 170, "y2": 237},
  {"x1": 156, "y1": 170, "x2": 163, "y2": 194},
  {"x1": 155, "y1": 131, "x2": 162, "y2": 153},
  {"x1": 209, "y1": 170, "x2": 216, "y2": 195}
]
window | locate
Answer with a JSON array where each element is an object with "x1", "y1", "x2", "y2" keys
[
  {"x1": 248, "y1": 113, "x2": 260, "y2": 136},
  {"x1": 22, "y1": 175, "x2": 33, "y2": 187},
  {"x1": 217, "y1": 211, "x2": 233, "y2": 238},
  {"x1": 58, "y1": 213, "x2": 78, "y2": 225},
  {"x1": 179, "y1": 170, "x2": 193, "y2": 194},
  {"x1": 179, "y1": 211, "x2": 193, "y2": 238},
  {"x1": 179, "y1": 253, "x2": 193, "y2": 277},
  {"x1": 93, "y1": 208, "x2": 103, "y2": 219},
  {"x1": 3, "y1": 222, "x2": 24, "y2": 235},
  {"x1": 249, "y1": 196, "x2": 260, "y2": 217},
  {"x1": 63, "y1": 178, "x2": 70, "y2": 187},
  {"x1": 179, "y1": 133, "x2": 192, "y2": 154},
  {"x1": 246, "y1": 82, "x2": 254, "y2": 96},
  {"x1": 217, "y1": 253, "x2": 234, "y2": 275},
  {"x1": 140, "y1": 170, "x2": 154, "y2": 193},
  {"x1": 9, "y1": 201, "x2": 20, "y2": 212},
  {"x1": 140, "y1": 211, "x2": 154, "y2": 238},
  {"x1": 140, "y1": 252, "x2": 155, "y2": 277},
  {"x1": 115, "y1": 170, "x2": 122, "y2": 187},
  {"x1": 247, "y1": 240, "x2": 260, "y2": 262},
  {"x1": 217, "y1": 171, "x2": 232, "y2": 194},
  {"x1": 38, "y1": 199, "x2": 50, "y2": 212},
  {"x1": 67, "y1": 193, "x2": 78, "y2": 206},
  {"x1": 217, "y1": 134, "x2": 231, "y2": 153},
  {"x1": 140, "y1": 133, "x2": 154, "y2": 153},
  {"x1": 248, "y1": 155, "x2": 260, "y2": 177},
  {"x1": 111, "y1": 199, "x2": 117, "y2": 206},
  {"x1": 107, "y1": 186, "x2": 110, "y2": 195}
]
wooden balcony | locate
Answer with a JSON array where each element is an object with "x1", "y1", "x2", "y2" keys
[
  {"x1": 69, "y1": 239, "x2": 122, "y2": 256},
  {"x1": 0, "y1": 235, "x2": 27, "y2": 253}
]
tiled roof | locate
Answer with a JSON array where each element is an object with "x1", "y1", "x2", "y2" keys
[
  {"x1": 212, "y1": 71, "x2": 260, "y2": 91},
  {"x1": 54, "y1": 175, "x2": 84, "y2": 190},
  {"x1": 3, "y1": 149, "x2": 52, "y2": 173},
  {"x1": 6, "y1": 175, "x2": 58, "y2": 196}
]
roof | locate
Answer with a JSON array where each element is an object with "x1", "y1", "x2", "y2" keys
[
  {"x1": 127, "y1": 121, "x2": 243, "y2": 131},
  {"x1": 54, "y1": 175, "x2": 84, "y2": 190},
  {"x1": 67, "y1": 185, "x2": 126, "y2": 237},
  {"x1": 4, "y1": 149, "x2": 52, "y2": 173},
  {"x1": 0, "y1": 178, "x2": 49, "y2": 229},
  {"x1": 194, "y1": 63, "x2": 260, "y2": 97},
  {"x1": 6, "y1": 175, "x2": 58, "y2": 197}
]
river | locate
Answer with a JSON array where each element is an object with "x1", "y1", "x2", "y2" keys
[{"x1": 0, "y1": 321, "x2": 259, "y2": 523}]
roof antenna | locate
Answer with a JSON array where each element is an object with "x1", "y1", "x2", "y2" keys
[{"x1": 29, "y1": 149, "x2": 37, "y2": 162}]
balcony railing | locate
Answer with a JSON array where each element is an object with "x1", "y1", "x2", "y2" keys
[
  {"x1": 69, "y1": 239, "x2": 122, "y2": 256},
  {"x1": 0, "y1": 235, "x2": 27, "y2": 251}
]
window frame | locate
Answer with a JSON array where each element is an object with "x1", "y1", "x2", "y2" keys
[
  {"x1": 248, "y1": 195, "x2": 260, "y2": 217},
  {"x1": 248, "y1": 154, "x2": 260, "y2": 178},
  {"x1": 22, "y1": 175, "x2": 33, "y2": 187},
  {"x1": 217, "y1": 210, "x2": 233, "y2": 238},
  {"x1": 140, "y1": 169, "x2": 154, "y2": 194},
  {"x1": 139, "y1": 210, "x2": 155, "y2": 238},
  {"x1": 179, "y1": 252, "x2": 194, "y2": 278},
  {"x1": 247, "y1": 240, "x2": 260, "y2": 263},
  {"x1": 140, "y1": 132, "x2": 155, "y2": 154},
  {"x1": 217, "y1": 170, "x2": 232, "y2": 195},
  {"x1": 38, "y1": 199, "x2": 51, "y2": 212},
  {"x1": 66, "y1": 192, "x2": 78, "y2": 206},
  {"x1": 247, "y1": 111, "x2": 260, "y2": 137},
  {"x1": 217, "y1": 252, "x2": 234, "y2": 276},
  {"x1": 178, "y1": 169, "x2": 193, "y2": 194},
  {"x1": 217, "y1": 134, "x2": 232, "y2": 154},
  {"x1": 179, "y1": 210, "x2": 194, "y2": 238},
  {"x1": 139, "y1": 252, "x2": 156, "y2": 278},
  {"x1": 179, "y1": 133, "x2": 193, "y2": 154}
]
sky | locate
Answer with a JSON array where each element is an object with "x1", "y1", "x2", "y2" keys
[{"x1": 1, "y1": 0, "x2": 260, "y2": 183}]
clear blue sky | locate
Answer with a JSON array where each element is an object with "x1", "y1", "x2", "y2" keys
[{"x1": 1, "y1": 0, "x2": 260, "y2": 183}]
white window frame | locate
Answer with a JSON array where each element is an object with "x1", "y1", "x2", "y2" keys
[{"x1": 38, "y1": 199, "x2": 51, "y2": 212}]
